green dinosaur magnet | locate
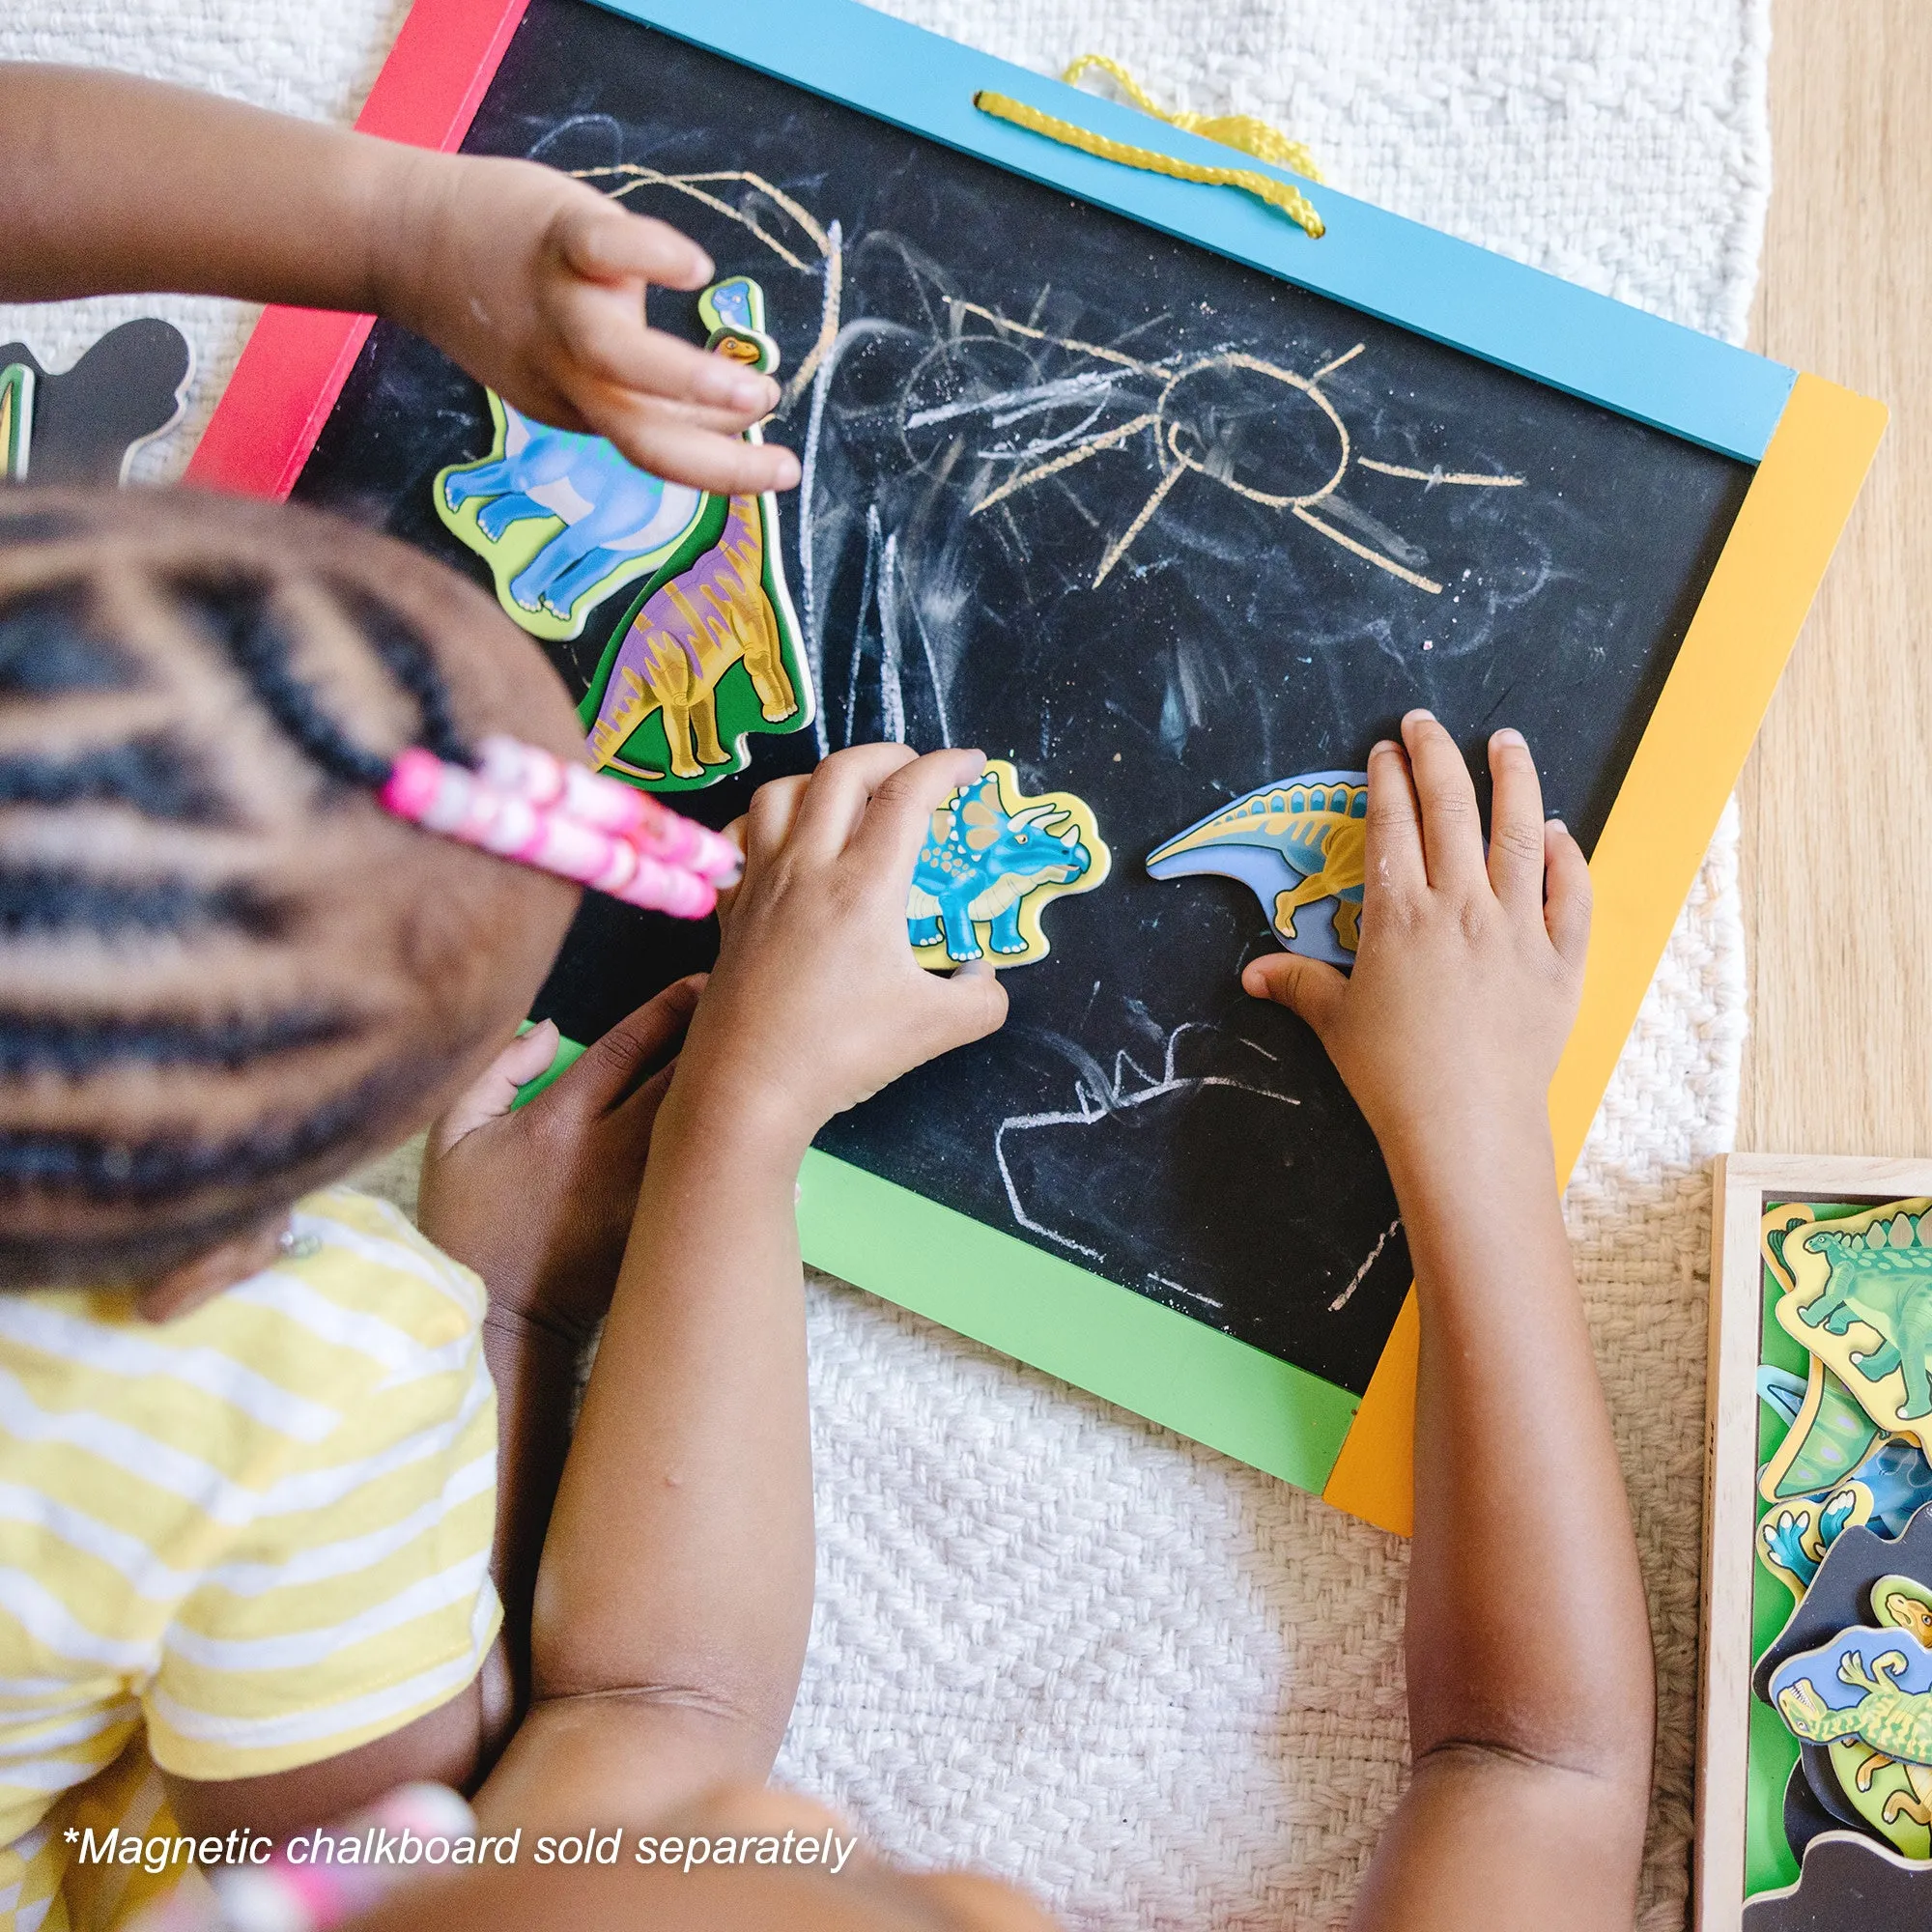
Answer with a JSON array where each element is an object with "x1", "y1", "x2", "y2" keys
[
  {"x1": 1756, "y1": 1353, "x2": 1883, "y2": 1506},
  {"x1": 1775, "y1": 1200, "x2": 1932, "y2": 1457},
  {"x1": 1773, "y1": 1624, "x2": 1932, "y2": 1857},
  {"x1": 1822, "y1": 1738, "x2": 1932, "y2": 1862}
]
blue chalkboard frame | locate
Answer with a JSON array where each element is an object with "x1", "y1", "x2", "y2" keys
[{"x1": 603, "y1": 0, "x2": 1794, "y2": 464}]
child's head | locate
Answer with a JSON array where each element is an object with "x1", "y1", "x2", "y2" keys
[{"x1": 0, "y1": 487, "x2": 583, "y2": 1289}]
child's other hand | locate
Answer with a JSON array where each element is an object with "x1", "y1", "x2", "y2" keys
[
  {"x1": 674, "y1": 744, "x2": 1009, "y2": 1152},
  {"x1": 1241, "y1": 712, "x2": 1590, "y2": 1179},
  {"x1": 418, "y1": 976, "x2": 704, "y2": 1338},
  {"x1": 382, "y1": 153, "x2": 799, "y2": 497}
]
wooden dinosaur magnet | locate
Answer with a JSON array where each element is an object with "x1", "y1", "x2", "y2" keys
[
  {"x1": 571, "y1": 279, "x2": 813, "y2": 790},
  {"x1": 908, "y1": 761, "x2": 1109, "y2": 969},
  {"x1": 1756, "y1": 1354, "x2": 1883, "y2": 1505},
  {"x1": 440, "y1": 273, "x2": 814, "y2": 792},
  {"x1": 1772, "y1": 1625, "x2": 1932, "y2": 1856},
  {"x1": 1774, "y1": 1201, "x2": 1932, "y2": 1457},
  {"x1": 1753, "y1": 1503, "x2": 1932, "y2": 1707},
  {"x1": 0, "y1": 320, "x2": 191, "y2": 485},
  {"x1": 1146, "y1": 770, "x2": 1366, "y2": 968},
  {"x1": 1757, "y1": 1486, "x2": 1874, "y2": 1607},
  {"x1": 1742, "y1": 1829, "x2": 1932, "y2": 1930}
]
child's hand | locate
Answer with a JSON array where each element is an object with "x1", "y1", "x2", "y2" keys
[
  {"x1": 381, "y1": 152, "x2": 799, "y2": 497},
  {"x1": 673, "y1": 744, "x2": 1009, "y2": 1151},
  {"x1": 418, "y1": 975, "x2": 704, "y2": 1339},
  {"x1": 1241, "y1": 713, "x2": 1590, "y2": 1177}
]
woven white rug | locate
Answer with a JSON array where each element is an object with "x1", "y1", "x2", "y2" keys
[{"x1": 0, "y1": 2, "x2": 1766, "y2": 1925}]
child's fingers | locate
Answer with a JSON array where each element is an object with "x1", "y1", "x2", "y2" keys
[
  {"x1": 547, "y1": 974, "x2": 707, "y2": 1116},
  {"x1": 923, "y1": 957, "x2": 1010, "y2": 1053},
  {"x1": 427, "y1": 1022, "x2": 563, "y2": 1156},
  {"x1": 1240, "y1": 951, "x2": 1347, "y2": 1039},
  {"x1": 847, "y1": 747, "x2": 992, "y2": 881},
  {"x1": 554, "y1": 195, "x2": 714, "y2": 293},
  {"x1": 743, "y1": 777, "x2": 810, "y2": 868},
  {"x1": 611, "y1": 393, "x2": 789, "y2": 439},
  {"x1": 1362, "y1": 736, "x2": 1426, "y2": 903},
  {"x1": 561, "y1": 292, "x2": 780, "y2": 418},
  {"x1": 1401, "y1": 710, "x2": 1485, "y2": 893},
  {"x1": 1542, "y1": 820, "x2": 1593, "y2": 970},
  {"x1": 1485, "y1": 727, "x2": 1548, "y2": 916},
  {"x1": 787, "y1": 742, "x2": 922, "y2": 856},
  {"x1": 583, "y1": 399, "x2": 801, "y2": 496},
  {"x1": 712, "y1": 816, "x2": 750, "y2": 926}
]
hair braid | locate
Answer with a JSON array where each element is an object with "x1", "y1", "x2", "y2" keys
[
  {"x1": 178, "y1": 577, "x2": 470, "y2": 791},
  {"x1": 0, "y1": 486, "x2": 555, "y2": 1288}
]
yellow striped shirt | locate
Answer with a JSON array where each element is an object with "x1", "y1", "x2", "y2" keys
[{"x1": 0, "y1": 1187, "x2": 500, "y2": 1931}]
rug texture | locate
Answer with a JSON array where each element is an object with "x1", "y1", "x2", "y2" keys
[{"x1": 0, "y1": 2, "x2": 1767, "y2": 1925}]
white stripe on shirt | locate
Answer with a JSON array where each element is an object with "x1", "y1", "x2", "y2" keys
[
  {"x1": 149, "y1": 1584, "x2": 497, "y2": 1752},
  {"x1": 163, "y1": 1550, "x2": 489, "y2": 1673},
  {"x1": 0, "y1": 1303, "x2": 339, "y2": 1443}
]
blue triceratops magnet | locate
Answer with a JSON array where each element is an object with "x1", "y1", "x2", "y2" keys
[
  {"x1": 1146, "y1": 770, "x2": 1368, "y2": 969},
  {"x1": 908, "y1": 761, "x2": 1109, "y2": 968}
]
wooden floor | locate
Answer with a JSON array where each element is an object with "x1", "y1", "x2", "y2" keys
[{"x1": 1741, "y1": 1, "x2": 1932, "y2": 1152}]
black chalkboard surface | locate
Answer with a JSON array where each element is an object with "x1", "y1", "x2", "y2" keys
[{"x1": 293, "y1": 0, "x2": 1751, "y2": 1396}]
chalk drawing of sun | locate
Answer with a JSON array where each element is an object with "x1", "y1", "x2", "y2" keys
[
  {"x1": 571, "y1": 160, "x2": 1520, "y2": 601},
  {"x1": 905, "y1": 307, "x2": 1523, "y2": 592}
]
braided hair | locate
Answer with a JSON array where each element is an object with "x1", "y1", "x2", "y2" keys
[{"x1": 0, "y1": 488, "x2": 581, "y2": 1287}]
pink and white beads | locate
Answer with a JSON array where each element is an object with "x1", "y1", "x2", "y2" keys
[{"x1": 379, "y1": 736, "x2": 741, "y2": 919}]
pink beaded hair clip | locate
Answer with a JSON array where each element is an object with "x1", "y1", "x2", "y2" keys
[{"x1": 379, "y1": 735, "x2": 741, "y2": 919}]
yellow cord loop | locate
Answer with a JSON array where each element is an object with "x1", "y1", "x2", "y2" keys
[
  {"x1": 1061, "y1": 54, "x2": 1323, "y2": 184},
  {"x1": 972, "y1": 58, "x2": 1324, "y2": 241}
]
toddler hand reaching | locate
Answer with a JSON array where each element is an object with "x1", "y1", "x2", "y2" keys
[
  {"x1": 688, "y1": 743, "x2": 1010, "y2": 1148},
  {"x1": 1242, "y1": 714, "x2": 1591, "y2": 1176},
  {"x1": 1245, "y1": 712, "x2": 1652, "y2": 1932},
  {"x1": 0, "y1": 64, "x2": 795, "y2": 495},
  {"x1": 478, "y1": 745, "x2": 1009, "y2": 1837}
]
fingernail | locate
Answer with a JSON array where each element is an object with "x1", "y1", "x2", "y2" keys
[
  {"x1": 691, "y1": 248, "x2": 715, "y2": 282},
  {"x1": 1403, "y1": 708, "x2": 1435, "y2": 726},
  {"x1": 1492, "y1": 726, "x2": 1525, "y2": 749},
  {"x1": 771, "y1": 448, "x2": 802, "y2": 488},
  {"x1": 1547, "y1": 817, "x2": 1568, "y2": 835},
  {"x1": 1368, "y1": 739, "x2": 1400, "y2": 758}
]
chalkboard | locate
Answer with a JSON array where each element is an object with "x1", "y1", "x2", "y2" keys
[{"x1": 292, "y1": 0, "x2": 1751, "y2": 1398}]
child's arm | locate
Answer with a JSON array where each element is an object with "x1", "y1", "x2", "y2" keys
[
  {"x1": 417, "y1": 980, "x2": 705, "y2": 1711},
  {"x1": 1244, "y1": 714, "x2": 1653, "y2": 1932},
  {"x1": 474, "y1": 743, "x2": 1008, "y2": 1834},
  {"x1": 0, "y1": 64, "x2": 796, "y2": 494}
]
